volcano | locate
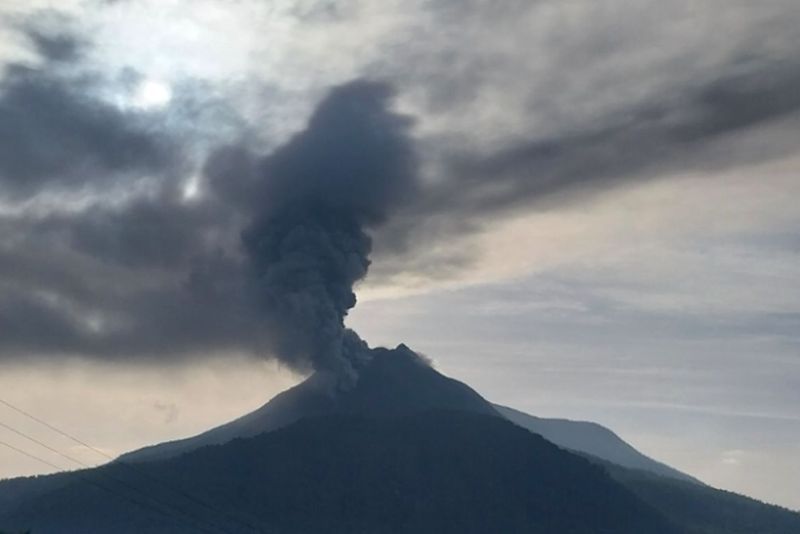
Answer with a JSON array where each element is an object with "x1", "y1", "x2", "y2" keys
[
  {"x1": 2, "y1": 344, "x2": 800, "y2": 534},
  {"x1": 119, "y1": 343, "x2": 691, "y2": 485},
  {"x1": 119, "y1": 344, "x2": 498, "y2": 463}
]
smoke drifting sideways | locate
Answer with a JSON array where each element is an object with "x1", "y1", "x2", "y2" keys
[{"x1": 208, "y1": 81, "x2": 418, "y2": 388}]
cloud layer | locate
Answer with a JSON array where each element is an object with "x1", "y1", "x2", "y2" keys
[{"x1": 0, "y1": 1, "x2": 798, "y2": 366}]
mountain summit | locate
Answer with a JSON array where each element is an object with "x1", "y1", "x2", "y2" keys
[
  {"x1": 119, "y1": 344, "x2": 695, "y2": 485},
  {"x1": 3, "y1": 344, "x2": 800, "y2": 533},
  {"x1": 119, "y1": 344, "x2": 497, "y2": 463}
]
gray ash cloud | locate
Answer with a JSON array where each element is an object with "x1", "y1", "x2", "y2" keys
[
  {"x1": 208, "y1": 81, "x2": 418, "y2": 383},
  {"x1": 0, "y1": 3, "x2": 799, "y2": 377}
]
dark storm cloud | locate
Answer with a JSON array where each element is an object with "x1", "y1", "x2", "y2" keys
[
  {"x1": 0, "y1": 32, "x2": 180, "y2": 201},
  {"x1": 26, "y1": 29, "x2": 87, "y2": 63},
  {"x1": 0, "y1": 24, "x2": 238, "y2": 361},
  {"x1": 0, "y1": 195, "x2": 253, "y2": 360},
  {"x1": 370, "y1": 55, "x2": 800, "y2": 266},
  {"x1": 459, "y1": 57, "x2": 800, "y2": 209},
  {"x1": 68, "y1": 198, "x2": 226, "y2": 270}
]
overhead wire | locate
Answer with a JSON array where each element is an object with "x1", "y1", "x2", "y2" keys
[
  {"x1": 0, "y1": 399, "x2": 270, "y2": 533},
  {"x1": 0, "y1": 438, "x2": 221, "y2": 534},
  {"x1": 0, "y1": 396, "x2": 267, "y2": 533}
]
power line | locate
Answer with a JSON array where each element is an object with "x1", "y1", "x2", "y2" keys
[
  {"x1": 0, "y1": 422, "x2": 229, "y2": 534},
  {"x1": 0, "y1": 420, "x2": 100, "y2": 470},
  {"x1": 0, "y1": 438, "x2": 63, "y2": 471},
  {"x1": 0, "y1": 398, "x2": 106, "y2": 456},
  {"x1": 0, "y1": 397, "x2": 268, "y2": 533},
  {"x1": 0, "y1": 439, "x2": 220, "y2": 534}
]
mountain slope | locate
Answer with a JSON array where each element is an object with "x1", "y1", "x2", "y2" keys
[
  {"x1": 495, "y1": 404, "x2": 700, "y2": 483},
  {"x1": 0, "y1": 411, "x2": 682, "y2": 534},
  {"x1": 118, "y1": 344, "x2": 499, "y2": 463},
  {"x1": 119, "y1": 344, "x2": 695, "y2": 488},
  {"x1": 602, "y1": 460, "x2": 800, "y2": 534}
]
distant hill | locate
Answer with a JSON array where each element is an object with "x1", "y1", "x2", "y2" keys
[
  {"x1": 0, "y1": 411, "x2": 682, "y2": 534},
  {"x1": 495, "y1": 404, "x2": 700, "y2": 483}
]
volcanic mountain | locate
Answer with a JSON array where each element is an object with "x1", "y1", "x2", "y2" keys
[
  {"x1": 119, "y1": 343, "x2": 694, "y2": 485},
  {"x1": 119, "y1": 344, "x2": 498, "y2": 463},
  {"x1": 2, "y1": 344, "x2": 800, "y2": 534},
  {"x1": 4, "y1": 411, "x2": 686, "y2": 534}
]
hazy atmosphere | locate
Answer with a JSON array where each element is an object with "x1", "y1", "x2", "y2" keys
[{"x1": 1, "y1": 0, "x2": 799, "y2": 513}]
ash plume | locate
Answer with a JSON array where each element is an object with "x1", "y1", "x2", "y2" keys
[
  {"x1": 210, "y1": 81, "x2": 418, "y2": 385},
  {"x1": 3, "y1": 2, "x2": 798, "y2": 372}
]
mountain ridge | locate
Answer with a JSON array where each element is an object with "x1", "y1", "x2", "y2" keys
[
  {"x1": 118, "y1": 343, "x2": 498, "y2": 463},
  {"x1": 118, "y1": 344, "x2": 698, "y2": 486},
  {"x1": 1, "y1": 411, "x2": 684, "y2": 534},
  {"x1": 495, "y1": 404, "x2": 701, "y2": 484},
  {"x1": 2, "y1": 345, "x2": 799, "y2": 533}
]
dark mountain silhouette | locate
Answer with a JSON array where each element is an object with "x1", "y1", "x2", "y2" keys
[
  {"x1": 2, "y1": 345, "x2": 799, "y2": 533},
  {"x1": 118, "y1": 345, "x2": 695, "y2": 485},
  {"x1": 118, "y1": 344, "x2": 498, "y2": 463},
  {"x1": 0, "y1": 411, "x2": 683, "y2": 534}
]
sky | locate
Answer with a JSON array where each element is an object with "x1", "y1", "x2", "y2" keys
[{"x1": 0, "y1": 0, "x2": 799, "y2": 510}]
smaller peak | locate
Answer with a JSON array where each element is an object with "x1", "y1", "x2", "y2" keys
[{"x1": 366, "y1": 343, "x2": 431, "y2": 370}]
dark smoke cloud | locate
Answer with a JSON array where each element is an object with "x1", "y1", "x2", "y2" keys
[
  {"x1": 208, "y1": 81, "x2": 418, "y2": 382},
  {"x1": 0, "y1": 2, "x2": 799, "y2": 375},
  {"x1": 0, "y1": 74, "x2": 419, "y2": 382},
  {"x1": 369, "y1": 55, "x2": 800, "y2": 275}
]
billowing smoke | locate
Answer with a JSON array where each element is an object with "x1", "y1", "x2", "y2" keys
[{"x1": 212, "y1": 81, "x2": 418, "y2": 386}]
